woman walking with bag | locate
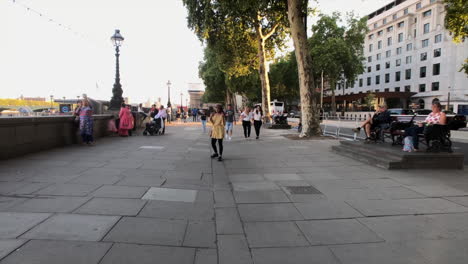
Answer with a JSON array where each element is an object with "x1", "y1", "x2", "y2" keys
[
  {"x1": 252, "y1": 105, "x2": 263, "y2": 139},
  {"x1": 79, "y1": 99, "x2": 94, "y2": 145},
  {"x1": 240, "y1": 107, "x2": 253, "y2": 139},
  {"x1": 209, "y1": 104, "x2": 226, "y2": 161},
  {"x1": 118, "y1": 103, "x2": 134, "y2": 137}
]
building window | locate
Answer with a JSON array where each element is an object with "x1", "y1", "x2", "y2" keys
[
  {"x1": 386, "y1": 50, "x2": 391, "y2": 58},
  {"x1": 376, "y1": 75, "x2": 380, "y2": 84},
  {"x1": 375, "y1": 89, "x2": 380, "y2": 92},
  {"x1": 367, "y1": 77, "x2": 371, "y2": 86},
  {"x1": 368, "y1": 56, "x2": 372, "y2": 62},
  {"x1": 406, "y1": 56, "x2": 412, "y2": 64},
  {"x1": 359, "y1": 79, "x2": 363, "y2": 87},
  {"x1": 378, "y1": 30, "x2": 383, "y2": 36},
  {"x1": 406, "y1": 43, "x2": 413, "y2": 51},
  {"x1": 376, "y1": 53, "x2": 381, "y2": 60},
  {"x1": 434, "y1": 48, "x2": 441, "y2": 57},
  {"x1": 368, "y1": 34, "x2": 374, "y2": 40},
  {"x1": 386, "y1": 61, "x2": 390, "y2": 68},
  {"x1": 398, "y1": 33, "x2": 404, "y2": 42},
  {"x1": 369, "y1": 44, "x2": 373, "y2": 52},
  {"x1": 420, "y1": 66, "x2": 427, "y2": 78},
  {"x1": 387, "y1": 26, "x2": 393, "y2": 32},
  {"x1": 404, "y1": 8, "x2": 409, "y2": 15},
  {"x1": 394, "y1": 87, "x2": 400, "y2": 92},
  {"x1": 383, "y1": 18, "x2": 387, "y2": 24},
  {"x1": 374, "y1": 23, "x2": 378, "y2": 29},
  {"x1": 416, "y1": 2, "x2": 422, "y2": 9},
  {"x1": 383, "y1": 88, "x2": 389, "y2": 92},
  {"x1": 435, "y1": 34, "x2": 442, "y2": 43},
  {"x1": 405, "y1": 69, "x2": 411, "y2": 80},
  {"x1": 423, "y1": 23, "x2": 430, "y2": 34},
  {"x1": 378, "y1": 40, "x2": 382, "y2": 49},
  {"x1": 387, "y1": 37, "x2": 392, "y2": 46},
  {"x1": 395, "y1": 71, "x2": 401, "y2": 81},
  {"x1": 396, "y1": 47, "x2": 402, "y2": 55},
  {"x1": 396, "y1": 59, "x2": 401, "y2": 66},
  {"x1": 393, "y1": 14, "x2": 397, "y2": 20},
  {"x1": 421, "y1": 52, "x2": 427, "y2": 61},
  {"x1": 422, "y1": 39, "x2": 429, "y2": 47},
  {"x1": 433, "y1": 63, "x2": 440, "y2": 75},
  {"x1": 432, "y1": 82, "x2": 439, "y2": 91},
  {"x1": 414, "y1": 29, "x2": 417, "y2": 38},
  {"x1": 419, "y1": 83, "x2": 426, "y2": 92},
  {"x1": 423, "y1": 10, "x2": 432, "y2": 17},
  {"x1": 368, "y1": 66, "x2": 372, "y2": 73},
  {"x1": 430, "y1": 0, "x2": 436, "y2": 3},
  {"x1": 398, "y1": 21, "x2": 405, "y2": 28},
  {"x1": 405, "y1": 85, "x2": 411, "y2": 92},
  {"x1": 376, "y1": 64, "x2": 381, "y2": 71},
  {"x1": 385, "y1": 73, "x2": 390, "y2": 83}
]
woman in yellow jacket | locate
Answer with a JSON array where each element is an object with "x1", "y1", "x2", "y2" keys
[{"x1": 210, "y1": 104, "x2": 226, "y2": 161}]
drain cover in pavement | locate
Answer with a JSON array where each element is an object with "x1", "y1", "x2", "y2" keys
[{"x1": 284, "y1": 186, "x2": 322, "y2": 195}]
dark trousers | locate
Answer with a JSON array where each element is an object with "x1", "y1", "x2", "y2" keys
[
  {"x1": 242, "y1": 121, "x2": 251, "y2": 138},
  {"x1": 254, "y1": 120, "x2": 262, "y2": 137},
  {"x1": 405, "y1": 126, "x2": 424, "y2": 149},
  {"x1": 211, "y1": 138, "x2": 223, "y2": 155},
  {"x1": 81, "y1": 133, "x2": 94, "y2": 144},
  {"x1": 192, "y1": 115, "x2": 197, "y2": 122}
]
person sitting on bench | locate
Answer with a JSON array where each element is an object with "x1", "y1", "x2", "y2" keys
[
  {"x1": 352, "y1": 104, "x2": 392, "y2": 141},
  {"x1": 404, "y1": 100, "x2": 446, "y2": 151}
]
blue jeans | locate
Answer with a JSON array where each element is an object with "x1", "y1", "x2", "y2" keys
[
  {"x1": 225, "y1": 122, "x2": 233, "y2": 132},
  {"x1": 201, "y1": 120, "x2": 207, "y2": 132}
]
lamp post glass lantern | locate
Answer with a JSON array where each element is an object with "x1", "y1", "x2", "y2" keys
[{"x1": 109, "y1": 29, "x2": 125, "y2": 110}]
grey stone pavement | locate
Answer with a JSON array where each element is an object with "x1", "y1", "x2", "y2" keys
[{"x1": 0, "y1": 123, "x2": 468, "y2": 263}]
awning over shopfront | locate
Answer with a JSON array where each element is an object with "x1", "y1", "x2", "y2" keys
[{"x1": 322, "y1": 91, "x2": 416, "y2": 103}]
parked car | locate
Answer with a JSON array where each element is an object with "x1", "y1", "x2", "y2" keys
[
  {"x1": 387, "y1": 108, "x2": 414, "y2": 115},
  {"x1": 415, "y1": 109, "x2": 432, "y2": 115},
  {"x1": 288, "y1": 110, "x2": 301, "y2": 118}
]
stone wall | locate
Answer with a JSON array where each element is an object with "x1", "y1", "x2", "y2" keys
[{"x1": 0, "y1": 115, "x2": 113, "y2": 160}]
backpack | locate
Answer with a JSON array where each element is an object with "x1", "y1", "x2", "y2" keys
[{"x1": 403, "y1": 136, "x2": 414, "y2": 152}]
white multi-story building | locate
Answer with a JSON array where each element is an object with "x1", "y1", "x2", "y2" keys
[{"x1": 338, "y1": 0, "x2": 468, "y2": 114}]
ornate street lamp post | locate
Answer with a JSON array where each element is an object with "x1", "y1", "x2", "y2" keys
[
  {"x1": 180, "y1": 92, "x2": 183, "y2": 111},
  {"x1": 50, "y1": 95, "x2": 54, "y2": 110},
  {"x1": 109, "y1": 29, "x2": 125, "y2": 110},
  {"x1": 167, "y1": 80, "x2": 172, "y2": 108}
]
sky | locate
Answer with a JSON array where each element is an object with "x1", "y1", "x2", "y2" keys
[{"x1": 1, "y1": 0, "x2": 390, "y2": 104}]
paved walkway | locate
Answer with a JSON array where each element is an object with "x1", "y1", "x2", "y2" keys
[{"x1": 0, "y1": 123, "x2": 467, "y2": 263}]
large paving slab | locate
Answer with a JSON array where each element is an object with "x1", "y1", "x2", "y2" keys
[
  {"x1": 330, "y1": 242, "x2": 431, "y2": 264},
  {"x1": 138, "y1": 200, "x2": 214, "y2": 220},
  {"x1": 183, "y1": 221, "x2": 216, "y2": 248},
  {"x1": 195, "y1": 248, "x2": 217, "y2": 264},
  {"x1": 103, "y1": 217, "x2": 187, "y2": 246},
  {"x1": 21, "y1": 214, "x2": 119, "y2": 241},
  {"x1": 217, "y1": 235, "x2": 253, "y2": 264},
  {"x1": 296, "y1": 219, "x2": 384, "y2": 245},
  {"x1": 244, "y1": 221, "x2": 309, "y2": 248},
  {"x1": 34, "y1": 183, "x2": 101, "y2": 196},
  {"x1": 74, "y1": 197, "x2": 147, "y2": 216},
  {"x1": 0, "y1": 239, "x2": 27, "y2": 260},
  {"x1": 0, "y1": 212, "x2": 51, "y2": 239},
  {"x1": 347, "y1": 198, "x2": 468, "y2": 216},
  {"x1": 141, "y1": 187, "x2": 198, "y2": 202},
  {"x1": 8, "y1": 196, "x2": 91, "y2": 213},
  {"x1": 234, "y1": 190, "x2": 290, "y2": 203},
  {"x1": 238, "y1": 203, "x2": 303, "y2": 221},
  {"x1": 0, "y1": 240, "x2": 112, "y2": 264},
  {"x1": 252, "y1": 247, "x2": 340, "y2": 264},
  {"x1": 90, "y1": 185, "x2": 149, "y2": 198},
  {"x1": 294, "y1": 200, "x2": 364, "y2": 219},
  {"x1": 215, "y1": 207, "x2": 244, "y2": 234},
  {"x1": 99, "y1": 243, "x2": 195, "y2": 264}
]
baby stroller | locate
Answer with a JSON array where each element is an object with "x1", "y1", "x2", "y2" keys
[{"x1": 143, "y1": 117, "x2": 162, "y2": 136}]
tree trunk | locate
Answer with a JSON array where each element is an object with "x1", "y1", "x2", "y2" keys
[
  {"x1": 331, "y1": 79, "x2": 336, "y2": 115},
  {"x1": 287, "y1": 0, "x2": 321, "y2": 137},
  {"x1": 256, "y1": 28, "x2": 271, "y2": 123}
]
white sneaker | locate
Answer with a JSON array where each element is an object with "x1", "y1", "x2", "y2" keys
[{"x1": 228, "y1": 136, "x2": 232, "y2": 141}]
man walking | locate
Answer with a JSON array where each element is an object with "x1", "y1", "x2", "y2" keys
[
  {"x1": 192, "y1": 108, "x2": 198, "y2": 122},
  {"x1": 225, "y1": 104, "x2": 236, "y2": 140}
]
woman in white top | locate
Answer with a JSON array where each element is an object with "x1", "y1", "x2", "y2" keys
[
  {"x1": 240, "y1": 107, "x2": 253, "y2": 138},
  {"x1": 252, "y1": 105, "x2": 263, "y2": 139}
]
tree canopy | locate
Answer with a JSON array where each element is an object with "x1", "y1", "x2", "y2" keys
[{"x1": 443, "y1": 0, "x2": 468, "y2": 75}]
